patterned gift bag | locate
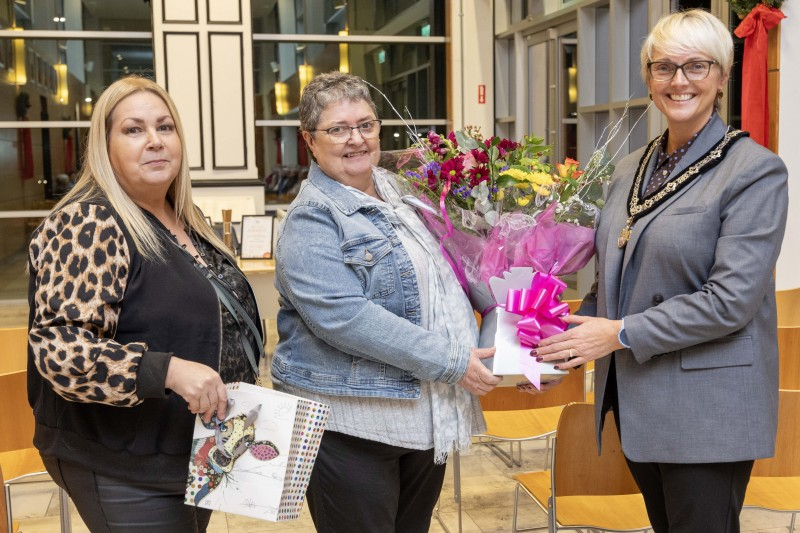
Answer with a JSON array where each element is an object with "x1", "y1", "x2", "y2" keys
[{"x1": 185, "y1": 382, "x2": 329, "y2": 521}]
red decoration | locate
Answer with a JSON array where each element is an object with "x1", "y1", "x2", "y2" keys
[
  {"x1": 18, "y1": 118, "x2": 34, "y2": 180},
  {"x1": 734, "y1": 4, "x2": 786, "y2": 148}
]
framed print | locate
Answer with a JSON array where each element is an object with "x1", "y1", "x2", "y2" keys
[{"x1": 240, "y1": 215, "x2": 274, "y2": 259}]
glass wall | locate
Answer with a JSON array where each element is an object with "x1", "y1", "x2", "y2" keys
[
  {"x1": 252, "y1": 0, "x2": 447, "y2": 207},
  {"x1": 0, "y1": 0, "x2": 448, "y2": 302},
  {"x1": 0, "y1": 0, "x2": 152, "y2": 302}
]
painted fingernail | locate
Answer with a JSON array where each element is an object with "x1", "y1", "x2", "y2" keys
[
  {"x1": 530, "y1": 349, "x2": 538, "y2": 356},
  {"x1": 553, "y1": 365, "x2": 561, "y2": 370},
  {"x1": 535, "y1": 357, "x2": 543, "y2": 362}
]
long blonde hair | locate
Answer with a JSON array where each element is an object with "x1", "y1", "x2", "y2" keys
[{"x1": 55, "y1": 75, "x2": 231, "y2": 261}]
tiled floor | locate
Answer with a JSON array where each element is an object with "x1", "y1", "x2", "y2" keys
[{"x1": 9, "y1": 438, "x2": 796, "y2": 532}]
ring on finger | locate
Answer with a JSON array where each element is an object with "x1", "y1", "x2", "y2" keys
[{"x1": 567, "y1": 349, "x2": 578, "y2": 361}]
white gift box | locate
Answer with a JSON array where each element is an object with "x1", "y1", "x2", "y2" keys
[{"x1": 478, "y1": 267, "x2": 568, "y2": 387}]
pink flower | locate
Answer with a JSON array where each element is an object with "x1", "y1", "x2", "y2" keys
[
  {"x1": 471, "y1": 149, "x2": 489, "y2": 165},
  {"x1": 462, "y1": 152, "x2": 477, "y2": 171},
  {"x1": 497, "y1": 138, "x2": 519, "y2": 157},
  {"x1": 448, "y1": 131, "x2": 458, "y2": 147},
  {"x1": 469, "y1": 166, "x2": 490, "y2": 187},
  {"x1": 427, "y1": 131, "x2": 442, "y2": 146},
  {"x1": 440, "y1": 157, "x2": 465, "y2": 184}
]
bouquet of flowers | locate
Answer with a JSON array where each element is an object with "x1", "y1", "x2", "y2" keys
[{"x1": 382, "y1": 123, "x2": 620, "y2": 387}]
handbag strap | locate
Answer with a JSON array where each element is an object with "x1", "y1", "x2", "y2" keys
[
  {"x1": 204, "y1": 269, "x2": 264, "y2": 379},
  {"x1": 164, "y1": 233, "x2": 264, "y2": 382}
]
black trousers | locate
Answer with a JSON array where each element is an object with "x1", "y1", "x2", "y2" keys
[
  {"x1": 305, "y1": 430, "x2": 447, "y2": 533},
  {"x1": 625, "y1": 458, "x2": 754, "y2": 533},
  {"x1": 604, "y1": 356, "x2": 754, "y2": 533},
  {"x1": 42, "y1": 455, "x2": 212, "y2": 533}
]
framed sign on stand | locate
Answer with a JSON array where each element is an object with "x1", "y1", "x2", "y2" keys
[{"x1": 240, "y1": 215, "x2": 275, "y2": 259}]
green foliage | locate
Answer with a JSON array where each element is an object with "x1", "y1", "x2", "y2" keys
[{"x1": 730, "y1": 0, "x2": 786, "y2": 18}]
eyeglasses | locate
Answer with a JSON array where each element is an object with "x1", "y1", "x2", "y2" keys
[
  {"x1": 647, "y1": 60, "x2": 717, "y2": 82},
  {"x1": 313, "y1": 119, "x2": 383, "y2": 143}
]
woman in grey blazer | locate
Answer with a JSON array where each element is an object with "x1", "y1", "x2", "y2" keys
[{"x1": 536, "y1": 9, "x2": 788, "y2": 532}]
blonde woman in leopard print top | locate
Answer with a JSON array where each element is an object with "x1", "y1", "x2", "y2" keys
[{"x1": 27, "y1": 75, "x2": 262, "y2": 532}]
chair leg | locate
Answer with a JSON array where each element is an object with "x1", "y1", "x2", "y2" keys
[
  {"x1": 512, "y1": 483, "x2": 521, "y2": 533},
  {"x1": 455, "y1": 451, "x2": 462, "y2": 533},
  {"x1": 433, "y1": 451, "x2": 462, "y2": 533},
  {"x1": 58, "y1": 487, "x2": 72, "y2": 533},
  {"x1": 790, "y1": 511, "x2": 796, "y2": 533},
  {"x1": 544, "y1": 435, "x2": 553, "y2": 470},
  {"x1": 486, "y1": 441, "x2": 522, "y2": 467},
  {"x1": 4, "y1": 484, "x2": 13, "y2": 533}
]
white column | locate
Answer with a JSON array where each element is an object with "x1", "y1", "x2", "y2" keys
[
  {"x1": 776, "y1": 2, "x2": 799, "y2": 290},
  {"x1": 151, "y1": 0, "x2": 263, "y2": 219},
  {"x1": 449, "y1": 0, "x2": 494, "y2": 133}
]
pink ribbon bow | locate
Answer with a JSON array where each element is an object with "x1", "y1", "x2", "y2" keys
[
  {"x1": 505, "y1": 272, "x2": 570, "y2": 389},
  {"x1": 505, "y1": 272, "x2": 569, "y2": 347}
]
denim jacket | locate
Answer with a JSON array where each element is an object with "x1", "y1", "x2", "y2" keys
[{"x1": 271, "y1": 163, "x2": 471, "y2": 399}]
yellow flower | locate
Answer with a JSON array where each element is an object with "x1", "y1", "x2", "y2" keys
[
  {"x1": 502, "y1": 168, "x2": 554, "y2": 187},
  {"x1": 517, "y1": 196, "x2": 532, "y2": 206}
]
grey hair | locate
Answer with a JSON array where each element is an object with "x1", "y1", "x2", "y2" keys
[
  {"x1": 299, "y1": 71, "x2": 378, "y2": 133},
  {"x1": 640, "y1": 9, "x2": 733, "y2": 83}
]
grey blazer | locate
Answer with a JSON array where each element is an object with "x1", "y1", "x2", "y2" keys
[{"x1": 589, "y1": 114, "x2": 788, "y2": 463}]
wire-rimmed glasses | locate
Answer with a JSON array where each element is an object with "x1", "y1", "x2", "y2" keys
[
  {"x1": 314, "y1": 119, "x2": 383, "y2": 144},
  {"x1": 647, "y1": 60, "x2": 717, "y2": 82}
]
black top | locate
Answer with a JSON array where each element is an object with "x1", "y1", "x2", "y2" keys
[{"x1": 27, "y1": 194, "x2": 261, "y2": 484}]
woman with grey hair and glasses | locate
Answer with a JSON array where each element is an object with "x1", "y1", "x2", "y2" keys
[
  {"x1": 271, "y1": 71, "x2": 501, "y2": 532},
  {"x1": 535, "y1": 9, "x2": 788, "y2": 532}
]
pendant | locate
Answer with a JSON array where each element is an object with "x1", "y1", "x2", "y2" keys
[{"x1": 617, "y1": 218, "x2": 633, "y2": 248}]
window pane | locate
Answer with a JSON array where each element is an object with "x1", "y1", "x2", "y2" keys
[
  {"x1": 0, "y1": 38, "x2": 153, "y2": 121},
  {"x1": 3, "y1": 0, "x2": 151, "y2": 32},
  {"x1": 252, "y1": 0, "x2": 444, "y2": 36},
  {"x1": 254, "y1": 42, "x2": 445, "y2": 121},
  {"x1": 0, "y1": 128, "x2": 88, "y2": 211},
  {"x1": 0, "y1": 216, "x2": 42, "y2": 301}
]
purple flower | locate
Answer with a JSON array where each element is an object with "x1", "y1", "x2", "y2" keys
[{"x1": 423, "y1": 161, "x2": 442, "y2": 188}]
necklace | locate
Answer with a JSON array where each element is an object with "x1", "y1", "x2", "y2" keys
[{"x1": 617, "y1": 127, "x2": 748, "y2": 249}]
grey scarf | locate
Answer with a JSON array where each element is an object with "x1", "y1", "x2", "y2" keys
[{"x1": 371, "y1": 167, "x2": 485, "y2": 463}]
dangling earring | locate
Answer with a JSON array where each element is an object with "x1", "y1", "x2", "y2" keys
[
  {"x1": 717, "y1": 89, "x2": 723, "y2": 99},
  {"x1": 648, "y1": 93, "x2": 653, "y2": 101}
]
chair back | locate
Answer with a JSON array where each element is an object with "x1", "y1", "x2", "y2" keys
[
  {"x1": 0, "y1": 327, "x2": 28, "y2": 375},
  {"x1": 553, "y1": 402, "x2": 639, "y2": 496},
  {"x1": 752, "y1": 389, "x2": 800, "y2": 477},
  {"x1": 776, "y1": 288, "x2": 800, "y2": 327},
  {"x1": 777, "y1": 327, "x2": 800, "y2": 390},
  {"x1": 0, "y1": 371, "x2": 35, "y2": 454}
]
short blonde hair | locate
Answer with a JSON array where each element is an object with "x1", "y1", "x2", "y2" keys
[
  {"x1": 640, "y1": 9, "x2": 733, "y2": 82},
  {"x1": 55, "y1": 75, "x2": 230, "y2": 260}
]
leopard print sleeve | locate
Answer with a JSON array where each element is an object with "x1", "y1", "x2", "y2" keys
[{"x1": 28, "y1": 202, "x2": 147, "y2": 406}]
